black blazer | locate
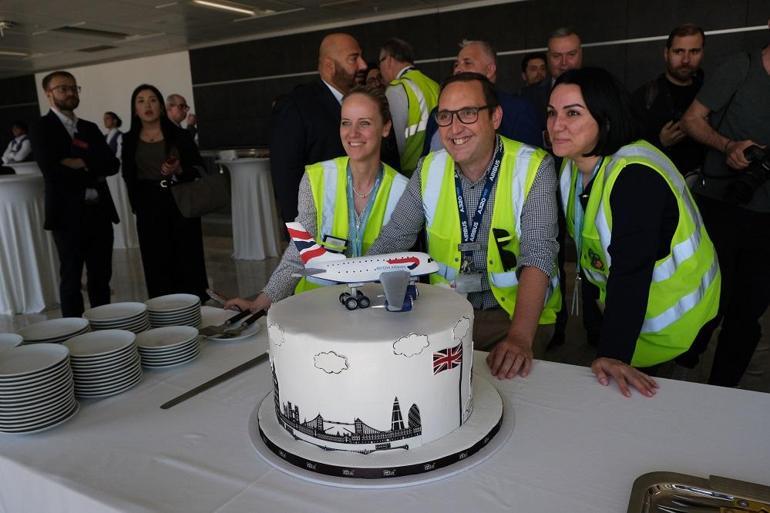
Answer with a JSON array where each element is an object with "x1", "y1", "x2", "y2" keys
[
  {"x1": 32, "y1": 110, "x2": 120, "y2": 231},
  {"x1": 121, "y1": 123, "x2": 204, "y2": 213},
  {"x1": 269, "y1": 79, "x2": 346, "y2": 223}
]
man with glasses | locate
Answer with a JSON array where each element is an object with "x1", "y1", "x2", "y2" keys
[
  {"x1": 368, "y1": 72, "x2": 560, "y2": 380},
  {"x1": 379, "y1": 37, "x2": 439, "y2": 175},
  {"x1": 32, "y1": 71, "x2": 120, "y2": 317},
  {"x1": 166, "y1": 94, "x2": 198, "y2": 144}
]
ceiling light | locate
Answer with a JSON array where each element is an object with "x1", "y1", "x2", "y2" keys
[
  {"x1": 192, "y1": 0, "x2": 255, "y2": 16},
  {"x1": 0, "y1": 50, "x2": 27, "y2": 57}
]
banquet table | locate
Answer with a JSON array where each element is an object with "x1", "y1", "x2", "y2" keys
[
  {"x1": 0, "y1": 174, "x2": 59, "y2": 315},
  {"x1": 5, "y1": 162, "x2": 41, "y2": 176},
  {"x1": 0, "y1": 313, "x2": 768, "y2": 513},
  {"x1": 220, "y1": 158, "x2": 282, "y2": 260}
]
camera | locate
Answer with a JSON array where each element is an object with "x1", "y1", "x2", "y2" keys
[{"x1": 725, "y1": 145, "x2": 770, "y2": 204}]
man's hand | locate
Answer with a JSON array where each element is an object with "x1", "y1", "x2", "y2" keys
[
  {"x1": 725, "y1": 139, "x2": 759, "y2": 170},
  {"x1": 486, "y1": 334, "x2": 534, "y2": 379},
  {"x1": 659, "y1": 120, "x2": 686, "y2": 148},
  {"x1": 186, "y1": 113, "x2": 198, "y2": 127},
  {"x1": 60, "y1": 157, "x2": 86, "y2": 169},
  {"x1": 590, "y1": 357, "x2": 658, "y2": 398}
]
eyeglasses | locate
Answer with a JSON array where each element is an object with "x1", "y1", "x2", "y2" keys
[
  {"x1": 492, "y1": 228, "x2": 517, "y2": 271},
  {"x1": 435, "y1": 105, "x2": 492, "y2": 127},
  {"x1": 49, "y1": 85, "x2": 81, "y2": 94},
  {"x1": 378, "y1": 55, "x2": 388, "y2": 64},
  {"x1": 172, "y1": 104, "x2": 190, "y2": 111}
]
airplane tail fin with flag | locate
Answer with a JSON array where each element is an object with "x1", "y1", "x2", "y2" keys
[{"x1": 286, "y1": 222, "x2": 346, "y2": 266}]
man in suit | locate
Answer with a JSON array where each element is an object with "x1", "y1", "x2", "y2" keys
[
  {"x1": 32, "y1": 71, "x2": 120, "y2": 317},
  {"x1": 422, "y1": 39, "x2": 542, "y2": 154},
  {"x1": 166, "y1": 94, "x2": 198, "y2": 144},
  {"x1": 521, "y1": 27, "x2": 583, "y2": 133},
  {"x1": 270, "y1": 32, "x2": 367, "y2": 223}
]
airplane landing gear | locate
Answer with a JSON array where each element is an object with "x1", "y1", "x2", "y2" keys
[
  {"x1": 340, "y1": 289, "x2": 370, "y2": 310},
  {"x1": 344, "y1": 296, "x2": 359, "y2": 310}
]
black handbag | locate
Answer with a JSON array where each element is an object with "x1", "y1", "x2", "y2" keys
[{"x1": 171, "y1": 166, "x2": 229, "y2": 218}]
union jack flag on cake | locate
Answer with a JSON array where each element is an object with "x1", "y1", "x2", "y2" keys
[{"x1": 433, "y1": 342, "x2": 462, "y2": 375}]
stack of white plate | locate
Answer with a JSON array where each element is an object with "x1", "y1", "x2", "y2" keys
[
  {"x1": 136, "y1": 326, "x2": 200, "y2": 368},
  {"x1": 83, "y1": 303, "x2": 151, "y2": 334},
  {"x1": 146, "y1": 294, "x2": 202, "y2": 328},
  {"x1": 64, "y1": 330, "x2": 143, "y2": 399},
  {"x1": 0, "y1": 334, "x2": 23, "y2": 353},
  {"x1": 0, "y1": 344, "x2": 78, "y2": 434},
  {"x1": 17, "y1": 318, "x2": 90, "y2": 344}
]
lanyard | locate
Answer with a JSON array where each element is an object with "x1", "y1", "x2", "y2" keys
[
  {"x1": 346, "y1": 163, "x2": 382, "y2": 257},
  {"x1": 454, "y1": 138, "x2": 504, "y2": 271},
  {"x1": 570, "y1": 157, "x2": 603, "y2": 315}
]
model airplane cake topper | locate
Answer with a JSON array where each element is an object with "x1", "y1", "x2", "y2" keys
[{"x1": 286, "y1": 222, "x2": 439, "y2": 312}]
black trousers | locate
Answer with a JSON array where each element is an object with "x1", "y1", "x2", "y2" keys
[
  {"x1": 680, "y1": 195, "x2": 770, "y2": 386},
  {"x1": 135, "y1": 182, "x2": 208, "y2": 301},
  {"x1": 52, "y1": 205, "x2": 114, "y2": 317}
]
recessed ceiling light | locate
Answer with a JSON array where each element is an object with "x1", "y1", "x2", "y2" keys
[{"x1": 192, "y1": 0, "x2": 255, "y2": 16}]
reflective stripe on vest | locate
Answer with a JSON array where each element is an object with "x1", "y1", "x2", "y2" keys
[
  {"x1": 318, "y1": 159, "x2": 341, "y2": 244},
  {"x1": 391, "y1": 69, "x2": 439, "y2": 173}
]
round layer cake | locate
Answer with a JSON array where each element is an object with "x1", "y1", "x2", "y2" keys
[{"x1": 267, "y1": 283, "x2": 474, "y2": 454}]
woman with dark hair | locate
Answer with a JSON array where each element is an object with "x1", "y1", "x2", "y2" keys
[
  {"x1": 103, "y1": 111, "x2": 123, "y2": 157},
  {"x1": 225, "y1": 85, "x2": 407, "y2": 313},
  {"x1": 547, "y1": 67, "x2": 720, "y2": 396},
  {"x1": 122, "y1": 84, "x2": 208, "y2": 301}
]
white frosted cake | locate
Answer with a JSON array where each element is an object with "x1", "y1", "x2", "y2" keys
[{"x1": 267, "y1": 283, "x2": 474, "y2": 454}]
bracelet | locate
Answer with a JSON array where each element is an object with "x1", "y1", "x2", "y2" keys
[{"x1": 723, "y1": 139, "x2": 733, "y2": 153}]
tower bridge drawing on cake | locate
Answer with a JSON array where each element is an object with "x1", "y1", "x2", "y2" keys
[{"x1": 272, "y1": 365, "x2": 421, "y2": 454}]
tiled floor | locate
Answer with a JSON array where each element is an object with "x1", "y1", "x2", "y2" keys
[{"x1": 2, "y1": 222, "x2": 768, "y2": 393}]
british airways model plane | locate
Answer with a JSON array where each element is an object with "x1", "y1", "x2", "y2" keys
[{"x1": 287, "y1": 222, "x2": 438, "y2": 311}]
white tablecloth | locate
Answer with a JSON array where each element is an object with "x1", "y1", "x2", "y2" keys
[
  {"x1": 0, "y1": 318, "x2": 768, "y2": 513},
  {"x1": 221, "y1": 158, "x2": 281, "y2": 260},
  {"x1": 6, "y1": 162, "x2": 42, "y2": 176},
  {"x1": 106, "y1": 172, "x2": 139, "y2": 249},
  {"x1": 0, "y1": 174, "x2": 59, "y2": 315}
]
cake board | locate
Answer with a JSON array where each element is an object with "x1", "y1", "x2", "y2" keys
[{"x1": 249, "y1": 373, "x2": 512, "y2": 489}]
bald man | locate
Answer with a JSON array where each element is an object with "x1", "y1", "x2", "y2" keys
[
  {"x1": 422, "y1": 39, "x2": 541, "y2": 154},
  {"x1": 270, "y1": 33, "x2": 367, "y2": 223}
]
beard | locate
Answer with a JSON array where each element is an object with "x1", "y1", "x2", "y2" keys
[
  {"x1": 667, "y1": 64, "x2": 696, "y2": 83},
  {"x1": 331, "y1": 61, "x2": 366, "y2": 93},
  {"x1": 54, "y1": 95, "x2": 79, "y2": 112}
]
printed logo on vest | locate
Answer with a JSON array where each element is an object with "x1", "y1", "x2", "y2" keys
[{"x1": 589, "y1": 249, "x2": 604, "y2": 270}]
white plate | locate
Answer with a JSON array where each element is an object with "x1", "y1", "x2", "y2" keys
[
  {"x1": 75, "y1": 367, "x2": 143, "y2": 391},
  {"x1": 71, "y1": 349, "x2": 138, "y2": 370},
  {"x1": 145, "y1": 294, "x2": 200, "y2": 313},
  {"x1": 137, "y1": 336, "x2": 198, "y2": 355},
  {"x1": 17, "y1": 319, "x2": 90, "y2": 343},
  {"x1": 148, "y1": 307, "x2": 200, "y2": 318},
  {"x1": 0, "y1": 334, "x2": 23, "y2": 352},
  {"x1": 0, "y1": 361, "x2": 71, "y2": 390},
  {"x1": 0, "y1": 402, "x2": 79, "y2": 435},
  {"x1": 83, "y1": 302, "x2": 147, "y2": 323},
  {"x1": 64, "y1": 330, "x2": 135, "y2": 358},
  {"x1": 207, "y1": 321, "x2": 262, "y2": 342},
  {"x1": 74, "y1": 362, "x2": 142, "y2": 386},
  {"x1": 136, "y1": 326, "x2": 199, "y2": 350},
  {"x1": 76, "y1": 374, "x2": 142, "y2": 399},
  {"x1": 0, "y1": 344, "x2": 70, "y2": 379},
  {"x1": 0, "y1": 391, "x2": 75, "y2": 421},
  {"x1": 142, "y1": 350, "x2": 200, "y2": 368},
  {"x1": 0, "y1": 376, "x2": 73, "y2": 404},
  {"x1": 0, "y1": 397, "x2": 77, "y2": 430},
  {"x1": 140, "y1": 344, "x2": 199, "y2": 363}
]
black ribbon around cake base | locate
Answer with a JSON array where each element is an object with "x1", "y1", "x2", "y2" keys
[{"x1": 257, "y1": 416, "x2": 501, "y2": 479}]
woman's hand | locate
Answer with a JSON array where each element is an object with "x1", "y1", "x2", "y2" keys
[
  {"x1": 160, "y1": 156, "x2": 181, "y2": 176},
  {"x1": 486, "y1": 335, "x2": 534, "y2": 379},
  {"x1": 591, "y1": 357, "x2": 658, "y2": 397},
  {"x1": 223, "y1": 293, "x2": 272, "y2": 313}
]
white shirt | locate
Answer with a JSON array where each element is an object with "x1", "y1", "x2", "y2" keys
[
  {"x1": 105, "y1": 128, "x2": 123, "y2": 162},
  {"x1": 2, "y1": 135, "x2": 31, "y2": 164},
  {"x1": 51, "y1": 107, "x2": 78, "y2": 139},
  {"x1": 321, "y1": 80, "x2": 344, "y2": 105}
]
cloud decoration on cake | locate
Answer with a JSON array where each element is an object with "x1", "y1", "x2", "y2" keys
[
  {"x1": 268, "y1": 322, "x2": 285, "y2": 347},
  {"x1": 453, "y1": 317, "x2": 470, "y2": 343},
  {"x1": 393, "y1": 333, "x2": 430, "y2": 358},
  {"x1": 314, "y1": 351, "x2": 349, "y2": 374}
]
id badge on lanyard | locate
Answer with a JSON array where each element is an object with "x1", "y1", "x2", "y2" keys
[{"x1": 452, "y1": 141, "x2": 503, "y2": 294}]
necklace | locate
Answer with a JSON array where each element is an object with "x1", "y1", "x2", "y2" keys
[{"x1": 352, "y1": 181, "x2": 374, "y2": 198}]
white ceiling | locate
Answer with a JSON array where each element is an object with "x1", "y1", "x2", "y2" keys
[{"x1": 0, "y1": 0, "x2": 490, "y2": 79}]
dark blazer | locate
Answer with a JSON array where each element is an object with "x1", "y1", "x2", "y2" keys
[
  {"x1": 32, "y1": 110, "x2": 120, "y2": 231},
  {"x1": 520, "y1": 77, "x2": 552, "y2": 132},
  {"x1": 269, "y1": 79, "x2": 346, "y2": 223},
  {"x1": 121, "y1": 123, "x2": 204, "y2": 213}
]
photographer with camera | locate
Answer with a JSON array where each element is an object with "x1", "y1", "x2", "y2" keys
[{"x1": 679, "y1": 19, "x2": 770, "y2": 387}]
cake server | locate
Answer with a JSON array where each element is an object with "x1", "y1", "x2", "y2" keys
[
  {"x1": 160, "y1": 349, "x2": 269, "y2": 409},
  {"x1": 212, "y1": 310, "x2": 265, "y2": 339},
  {"x1": 199, "y1": 309, "x2": 251, "y2": 337}
]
